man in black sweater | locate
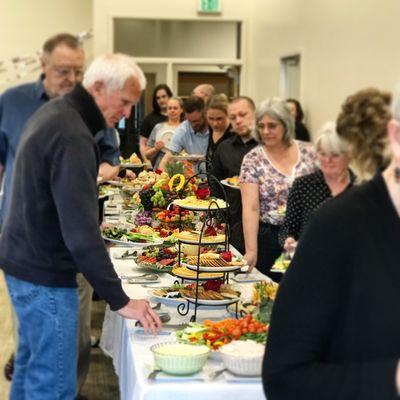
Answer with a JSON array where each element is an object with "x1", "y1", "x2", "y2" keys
[
  {"x1": 211, "y1": 96, "x2": 258, "y2": 253},
  {"x1": 0, "y1": 53, "x2": 162, "y2": 399}
]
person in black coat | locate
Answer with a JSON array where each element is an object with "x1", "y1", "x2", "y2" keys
[
  {"x1": 263, "y1": 88, "x2": 400, "y2": 399},
  {"x1": 287, "y1": 98, "x2": 311, "y2": 141}
]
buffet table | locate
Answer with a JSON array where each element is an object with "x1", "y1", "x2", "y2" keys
[{"x1": 100, "y1": 246, "x2": 267, "y2": 400}]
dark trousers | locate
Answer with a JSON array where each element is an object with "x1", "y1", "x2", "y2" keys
[{"x1": 256, "y1": 222, "x2": 283, "y2": 282}]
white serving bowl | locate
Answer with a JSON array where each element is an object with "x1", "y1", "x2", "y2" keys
[
  {"x1": 150, "y1": 342, "x2": 210, "y2": 375},
  {"x1": 219, "y1": 340, "x2": 265, "y2": 376}
]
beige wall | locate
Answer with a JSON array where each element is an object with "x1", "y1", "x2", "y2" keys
[
  {"x1": 2, "y1": 0, "x2": 400, "y2": 136},
  {"x1": 250, "y1": 0, "x2": 400, "y2": 136},
  {"x1": 92, "y1": 0, "x2": 254, "y2": 91},
  {"x1": 0, "y1": 0, "x2": 92, "y2": 90}
]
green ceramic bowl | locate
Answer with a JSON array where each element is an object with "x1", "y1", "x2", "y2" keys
[{"x1": 150, "y1": 342, "x2": 210, "y2": 375}]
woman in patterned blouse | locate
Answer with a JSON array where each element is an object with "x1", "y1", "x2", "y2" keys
[
  {"x1": 240, "y1": 98, "x2": 317, "y2": 278},
  {"x1": 279, "y1": 122, "x2": 355, "y2": 252}
]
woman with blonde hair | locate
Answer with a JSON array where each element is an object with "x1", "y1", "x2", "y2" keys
[
  {"x1": 205, "y1": 93, "x2": 234, "y2": 164},
  {"x1": 263, "y1": 87, "x2": 400, "y2": 399},
  {"x1": 145, "y1": 96, "x2": 184, "y2": 169}
]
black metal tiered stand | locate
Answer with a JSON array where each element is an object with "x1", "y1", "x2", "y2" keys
[{"x1": 171, "y1": 169, "x2": 242, "y2": 322}]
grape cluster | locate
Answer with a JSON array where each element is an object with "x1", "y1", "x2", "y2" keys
[
  {"x1": 156, "y1": 248, "x2": 177, "y2": 261},
  {"x1": 139, "y1": 188, "x2": 155, "y2": 211},
  {"x1": 134, "y1": 210, "x2": 152, "y2": 226},
  {"x1": 151, "y1": 190, "x2": 167, "y2": 208}
]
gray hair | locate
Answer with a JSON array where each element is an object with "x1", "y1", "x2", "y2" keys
[
  {"x1": 391, "y1": 83, "x2": 400, "y2": 121},
  {"x1": 315, "y1": 121, "x2": 350, "y2": 154},
  {"x1": 255, "y1": 97, "x2": 294, "y2": 146},
  {"x1": 83, "y1": 53, "x2": 146, "y2": 92}
]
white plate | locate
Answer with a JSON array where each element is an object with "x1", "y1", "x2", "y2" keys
[
  {"x1": 172, "y1": 154, "x2": 205, "y2": 161},
  {"x1": 176, "y1": 237, "x2": 227, "y2": 245},
  {"x1": 220, "y1": 179, "x2": 240, "y2": 190},
  {"x1": 98, "y1": 191, "x2": 113, "y2": 199},
  {"x1": 120, "y1": 163, "x2": 146, "y2": 168},
  {"x1": 182, "y1": 296, "x2": 240, "y2": 306},
  {"x1": 222, "y1": 371, "x2": 261, "y2": 382},
  {"x1": 184, "y1": 262, "x2": 242, "y2": 273},
  {"x1": 172, "y1": 271, "x2": 224, "y2": 281},
  {"x1": 156, "y1": 129, "x2": 175, "y2": 143},
  {"x1": 102, "y1": 236, "x2": 163, "y2": 248},
  {"x1": 121, "y1": 185, "x2": 142, "y2": 193},
  {"x1": 103, "y1": 180, "x2": 125, "y2": 187},
  {"x1": 144, "y1": 363, "x2": 211, "y2": 381},
  {"x1": 231, "y1": 274, "x2": 265, "y2": 283},
  {"x1": 147, "y1": 289, "x2": 185, "y2": 304},
  {"x1": 269, "y1": 268, "x2": 286, "y2": 274},
  {"x1": 173, "y1": 199, "x2": 227, "y2": 211}
]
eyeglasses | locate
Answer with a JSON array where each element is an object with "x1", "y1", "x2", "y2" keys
[
  {"x1": 317, "y1": 150, "x2": 342, "y2": 159},
  {"x1": 51, "y1": 66, "x2": 84, "y2": 79},
  {"x1": 257, "y1": 122, "x2": 282, "y2": 131}
]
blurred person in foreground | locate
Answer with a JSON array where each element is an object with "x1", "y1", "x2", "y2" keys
[
  {"x1": 286, "y1": 98, "x2": 311, "y2": 142},
  {"x1": 145, "y1": 96, "x2": 184, "y2": 169},
  {"x1": 279, "y1": 122, "x2": 355, "y2": 251},
  {"x1": 0, "y1": 33, "x2": 121, "y2": 391},
  {"x1": 0, "y1": 53, "x2": 162, "y2": 400},
  {"x1": 240, "y1": 98, "x2": 317, "y2": 278},
  {"x1": 263, "y1": 87, "x2": 400, "y2": 399},
  {"x1": 139, "y1": 83, "x2": 172, "y2": 164},
  {"x1": 210, "y1": 96, "x2": 258, "y2": 253}
]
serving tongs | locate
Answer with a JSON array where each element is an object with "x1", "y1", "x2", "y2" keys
[{"x1": 114, "y1": 250, "x2": 138, "y2": 260}]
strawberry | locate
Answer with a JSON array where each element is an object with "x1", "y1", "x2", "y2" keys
[
  {"x1": 204, "y1": 226, "x2": 217, "y2": 236},
  {"x1": 195, "y1": 187, "x2": 210, "y2": 200},
  {"x1": 203, "y1": 280, "x2": 223, "y2": 292},
  {"x1": 220, "y1": 251, "x2": 232, "y2": 262}
]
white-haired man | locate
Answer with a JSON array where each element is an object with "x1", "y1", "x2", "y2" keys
[
  {"x1": 0, "y1": 54, "x2": 162, "y2": 399},
  {"x1": 0, "y1": 33, "x2": 121, "y2": 394}
]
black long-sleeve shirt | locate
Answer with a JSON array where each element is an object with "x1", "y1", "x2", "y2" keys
[
  {"x1": 278, "y1": 169, "x2": 355, "y2": 245},
  {"x1": 0, "y1": 84, "x2": 129, "y2": 311},
  {"x1": 263, "y1": 172, "x2": 400, "y2": 400},
  {"x1": 210, "y1": 134, "x2": 258, "y2": 223}
]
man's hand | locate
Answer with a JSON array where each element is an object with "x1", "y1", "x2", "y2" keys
[
  {"x1": 284, "y1": 237, "x2": 297, "y2": 252},
  {"x1": 98, "y1": 162, "x2": 120, "y2": 181},
  {"x1": 117, "y1": 299, "x2": 162, "y2": 335},
  {"x1": 125, "y1": 170, "x2": 136, "y2": 180}
]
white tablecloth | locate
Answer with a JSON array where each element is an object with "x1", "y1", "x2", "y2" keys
[{"x1": 100, "y1": 246, "x2": 267, "y2": 400}]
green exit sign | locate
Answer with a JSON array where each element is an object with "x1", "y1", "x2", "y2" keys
[{"x1": 198, "y1": 0, "x2": 222, "y2": 14}]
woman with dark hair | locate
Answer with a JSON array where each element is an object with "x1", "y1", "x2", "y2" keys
[
  {"x1": 263, "y1": 88, "x2": 400, "y2": 400},
  {"x1": 139, "y1": 83, "x2": 173, "y2": 163},
  {"x1": 286, "y1": 98, "x2": 311, "y2": 142}
]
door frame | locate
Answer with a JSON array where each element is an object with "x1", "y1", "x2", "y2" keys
[{"x1": 108, "y1": 15, "x2": 247, "y2": 94}]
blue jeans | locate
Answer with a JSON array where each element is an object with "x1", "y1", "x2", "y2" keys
[{"x1": 5, "y1": 275, "x2": 79, "y2": 400}]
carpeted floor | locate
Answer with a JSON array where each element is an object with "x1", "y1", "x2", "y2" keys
[{"x1": 0, "y1": 272, "x2": 119, "y2": 400}]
